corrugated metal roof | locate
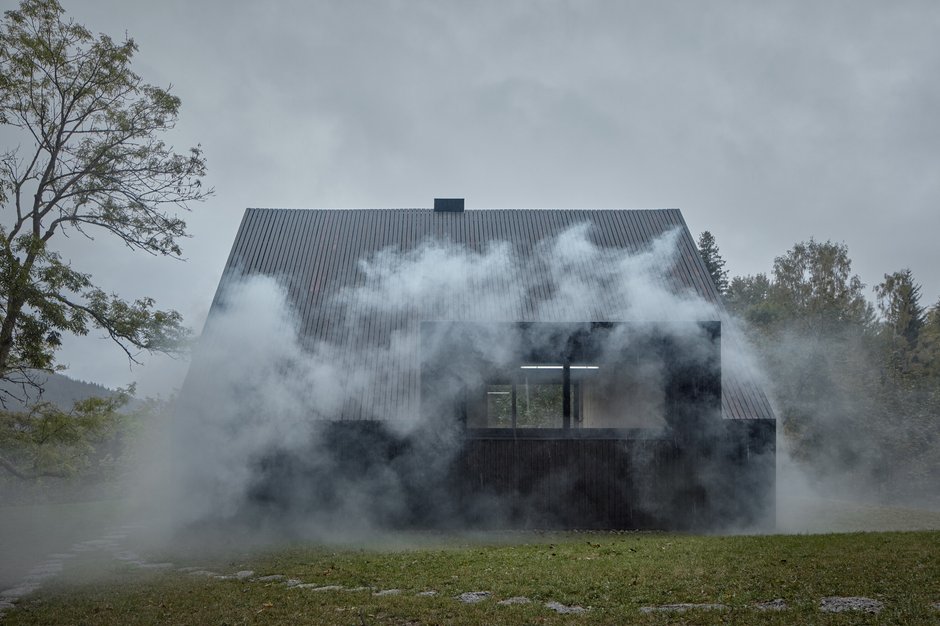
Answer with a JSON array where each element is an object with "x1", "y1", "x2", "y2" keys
[{"x1": 211, "y1": 208, "x2": 775, "y2": 421}]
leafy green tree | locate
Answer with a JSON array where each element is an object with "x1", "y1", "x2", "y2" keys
[
  {"x1": 696, "y1": 231, "x2": 729, "y2": 294},
  {"x1": 0, "y1": 0, "x2": 209, "y2": 399},
  {"x1": 769, "y1": 239, "x2": 874, "y2": 335},
  {"x1": 726, "y1": 241, "x2": 873, "y2": 479},
  {"x1": 728, "y1": 239, "x2": 939, "y2": 501},
  {"x1": 726, "y1": 239, "x2": 873, "y2": 336},
  {"x1": 725, "y1": 273, "x2": 775, "y2": 327},
  {"x1": 0, "y1": 388, "x2": 130, "y2": 480}
]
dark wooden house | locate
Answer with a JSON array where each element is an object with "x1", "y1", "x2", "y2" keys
[{"x1": 208, "y1": 201, "x2": 776, "y2": 530}]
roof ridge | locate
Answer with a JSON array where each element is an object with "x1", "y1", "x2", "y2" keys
[{"x1": 243, "y1": 207, "x2": 682, "y2": 212}]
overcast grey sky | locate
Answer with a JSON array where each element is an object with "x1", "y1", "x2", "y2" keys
[{"x1": 5, "y1": 1, "x2": 939, "y2": 395}]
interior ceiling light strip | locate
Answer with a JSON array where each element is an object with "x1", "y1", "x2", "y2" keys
[{"x1": 519, "y1": 365, "x2": 599, "y2": 370}]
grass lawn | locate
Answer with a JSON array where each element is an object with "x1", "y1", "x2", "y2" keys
[{"x1": 2, "y1": 530, "x2": 939, "y2": 625}]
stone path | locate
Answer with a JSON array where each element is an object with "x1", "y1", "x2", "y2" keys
[
  {"x1": 544, "y1": 600, "x2": 587, "y2": 614},
  {"x1": 820, "y1": 596, "x2": 884, "y2": 613},
  {"x1": 1, "y1": 535, "x2": 938, "y2": 621},
  {"x1": 754, "y1": 598, "x2": 788, "y2": 611},
  {"x1": 497, "y1": 596, "x2": 531, "y2": 605},
  {"x1": 372, "y1": 588, "x2": 401, "y2": 596},
  {"x1": 0, "y1": 527, "x2": 135, "y2": 620},
  {"x1": 639, "y1": 603, "x2": 728, "y2": 614},
  {"x1": 455, "y1": 591, "x2": 490, "y2": 604}
]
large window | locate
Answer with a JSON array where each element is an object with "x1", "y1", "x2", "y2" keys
[
  {"x1": 573, "y1": 361, "x2": 665, "y2": 429},
  {"x1": 420, "y1": 320, "x2": 720, "y2": 436},
  {"x1": 515, "y1": 380, "x2": 564, "y2": 428},
  {"x1": 485, "y1": 366, "x2": 566, "y2": 428},
  {"x1": 484, "y1": 384, "x2": 513, "y2": 428},
  {"x1": 468, "y1": 367, "x2": 564, "y2": 429},
  {"x1": 467, "y1": 362, "x2": 665, "y2": 432}
]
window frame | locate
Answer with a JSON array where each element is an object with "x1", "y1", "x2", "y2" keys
[{"x1": 468, "y1": 362, "x2": 667, "y2": 439}]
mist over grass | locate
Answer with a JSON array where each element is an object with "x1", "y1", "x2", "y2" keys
[
  {"x1": 726, "y1": 241, "x2": 940, "y2": 514},
  {"x1": 6, "y1": 530, "x2": 940, "y2": 625},
  {"x1": 5, "y1": 223, "x2": 937, "y2": 601},
  {"x1": 128, "y1": 224, "x2": 771, "y2": 542},
  {"x1": 112, "y1": 223, "x2": 937, "y2": 547}
]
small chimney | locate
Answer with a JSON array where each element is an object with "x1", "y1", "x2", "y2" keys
[{"x1": 434, "y1": 198, "x2": 464, "y2": 213}]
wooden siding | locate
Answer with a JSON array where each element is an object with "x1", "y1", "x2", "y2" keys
[
  {"x1": 247, "y1": 420, "x2": 776, "y2": 531},
  {"x1": 213, "y1": 208, "x2": 774, "y2": 421},
  {"x1": 457, "y1": 438, "x2": 679, "y2": 529}
]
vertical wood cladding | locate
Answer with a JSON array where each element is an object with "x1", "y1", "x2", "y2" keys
[
  {"x1": 215, "y1": 207, "x2": 774, "y2": 422},
  {"x1": 247, "y1": 421, "x2": 775, "y2": 530},
  {"x1": 217, "y1": 207, "x2": 777, "y2": 530},
  {"x1": 453, "y1": 420, "x2": 776, "y2": 531}
]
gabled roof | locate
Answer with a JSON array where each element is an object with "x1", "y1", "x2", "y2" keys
[{"x1": 212, "y1": 208, "x2": 774, "y2": 421}]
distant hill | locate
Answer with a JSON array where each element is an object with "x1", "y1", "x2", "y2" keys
[{"x1": 0, "y1": 372, "x2": 122, "y2": 412}]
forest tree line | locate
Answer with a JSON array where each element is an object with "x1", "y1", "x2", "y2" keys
[{"x1": 698, "y1": 232, "x2": 940, "y2": 503}]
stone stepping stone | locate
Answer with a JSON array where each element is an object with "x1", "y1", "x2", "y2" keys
[
  {"x1": 456, "y1": 591, "x2": 491, "y2": 604},
  {"x1": 755, "y1": 598, "x2": 788, "y2": 611},
  {"x1": 545, "y1": 601, "x2": 586, "y2": 614},
  {"x1": 373, "y1": 589, "x2": 401, "y2": 596},
  {"x1": 819, "y1": 597, "x2": 884, "y2": 613},
  {"x1": 640, "y1": 603, "x2": 728, "y2": 614},
  {"x1": 282, "y1": 579, "x2": 304, "y2": 587},
  {"x1": 297, "y1": 584, "x2": 344, "y2": 592},
  {"x1": 210, "y1": 571, "x2": 252, "y2": 581},
  {"x1": 497, "y1": 596, "x2": 531, "y2": 606},
  {"x1": 416, "y1": 590, "x2": 438, "y2": 597},
  {"x1": 0, "y1": 583, "x2": 41, "y2": 601},
  {"x1": 254, "y1": 574, "x2": 286, "y2": 582}
]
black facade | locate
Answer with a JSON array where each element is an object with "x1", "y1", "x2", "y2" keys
[
  {"x1": 214, "y1": 207, "x2": 777, "y2": 530},
  {"x1": 419, "y1": 321, "x2": 774, "y2": 529}
]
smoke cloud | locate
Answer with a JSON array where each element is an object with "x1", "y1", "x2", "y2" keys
[
  {"x1": 132, "y1": 222, "x2": 777, "y2": 542},
  {"x1": 759, "y1": 324, "x2": 940, "y2": 531}
]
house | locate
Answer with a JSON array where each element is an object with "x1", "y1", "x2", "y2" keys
[{"x1": 206, "y1": 200, "x2": 775, "y2": 530}]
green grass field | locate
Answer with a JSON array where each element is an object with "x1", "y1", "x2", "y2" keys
[{"x1": 3, "y1": 529, "x2": 939, "y2": 625}]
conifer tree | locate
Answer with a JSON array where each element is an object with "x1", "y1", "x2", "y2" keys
[
  {"x1": 696, "y1": 231, "x2": 729, "y2": 295},
  {"x1": 876, "y1": 269, "x2": 926, "y2": 349}
]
